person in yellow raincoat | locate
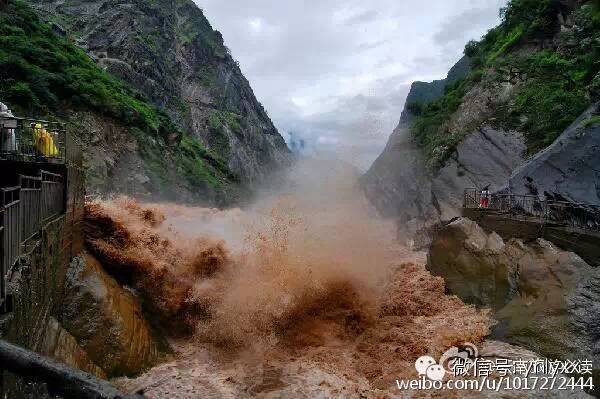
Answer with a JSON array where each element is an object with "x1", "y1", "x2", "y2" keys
[{"x1": 33, "y1": 123, "x2": 58, "y2": 158}]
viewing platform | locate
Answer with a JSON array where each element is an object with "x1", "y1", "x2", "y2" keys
[
  {"x1": 462, "y1": 189, "x2": 600, "y2": 266},
  {"x1": 0, "y1": 113, "x2": 82, "y2": 314},
  {"x1": 0, "y1": 116, "x2": 67, "y2": 164},
  {"x1": 463, "y1": 188, "x2": 600, "y2": 231},
  {"x1": 0, "y1": 108, "x2": 131, "y2": 398}
]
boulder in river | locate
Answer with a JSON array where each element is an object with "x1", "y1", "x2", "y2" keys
[
  {"x1": 37, "y1": 316, "x2": 106, "y2": 379},
  {"x1": 62, "y1": 252, "x2": 168, "y2": 377}
]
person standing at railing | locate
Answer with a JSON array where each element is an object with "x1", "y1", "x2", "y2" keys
[
  {"x1": 0, "y1": 102, "x2": 17, "y2": 154},
  {"x1": 33, "y1": 123, "x2": 58, "y2": 159},
  {"x1": 479, "y1": 185, "x2": 490, "y2": 208}
]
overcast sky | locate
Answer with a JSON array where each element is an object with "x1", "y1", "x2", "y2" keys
[{"x1": 197, "y1": 0, "x2": 506, "y2": 170}]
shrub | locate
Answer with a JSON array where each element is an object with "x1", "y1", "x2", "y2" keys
[
  {"x1": 486, "y1": 25, "x2": 524, "y2": 63},
  {"x1": 464, "y1": 40, "x2": 480, "y2": 57},
  {"x1": 410, "y1": 0, "x2": 599, "y2": 167},
  {"x1": 406, "y1": 101, "x2": 424, "y2": 116},
  {"x1": 0, "y1": 0, "x2": 163, "y2": 134},
  {"x1": 500, "y1": 0, "x2": 561, "y2": 37},
  {"x1": 410, "y1": 78, "x2": 471, "y2": 168},
  {"x1": 513, "y1": 81, "x2": 588, "y2": 150},
  {"x1": 3, "y1": 81, "x2": 36, "y2": 105},
  {"x1": 176, "y1": 135, "x2": 236, "y2": 188},
  {"x1": 0, "y1": 0, "x2": 236, "y2": 190},
  {"x1": 582, "y1": 115, "x2": 600, "y2": 128}
]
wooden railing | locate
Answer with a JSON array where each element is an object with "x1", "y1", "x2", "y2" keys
[{"x1": 464, "y1": 188, "x2": 600, "y2": 231}]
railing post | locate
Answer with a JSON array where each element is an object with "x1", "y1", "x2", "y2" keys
[
  {"x1": 0, "y1": 208, "x2": 4, "y2": 312},
  {"x1": 0, "y1": 186, "x2": 20, "y2": 312},
  {"x1": 0, "y1": 339, "x2": 144, "y2": 399},
  {"x1": 63, "y1": 126, "x2": 68, "y2": 163}
]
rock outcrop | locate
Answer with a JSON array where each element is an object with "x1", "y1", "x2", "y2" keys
[
  {"x1": 362, "y1": 1, "x2": 598, "y2": 237},
  {"x1": 37, "y1": 317, "x2": 106, "y2": 379},
  {"x1": 62, "y1": 253, "x2": 167, "y2": 377},
  {"x1": 427, "y1": 217, "x2": 600, "y2": 365},
  {"x1": 362, "y1": 122, "x2": 526, "y2": 237},
  {"x1": 362, "y1": 54, "x2": 527, "y2": 239},
  {"x1": 31, "y1": 0, "x2": 290, "y2": 183},
  {"x1": 478, "y1": 341, "x2": 593, "y2": 399},
  {"x1": 506, "y1": 102, "x2": 600, "y2": 204}
]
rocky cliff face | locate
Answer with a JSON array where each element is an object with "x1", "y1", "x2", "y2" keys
[
  {"x1": 362, "y1": 0, "x2": 599, "y2": 234},
  {"x1": 63, "y1": 253, "x2": 166, "y2": 377},
  {"x1": 399, "y1": 56, "x2": 471, "y2": 126},
  {"x1": 428, "y1": 217, "x2": 600, "y2": 367},
  {"x1": 362, "y1": 122, "x2": 525, "y2": 229},
  {"x1": 32, "y1": 0, "x2": 289, "y2": 182},
  {"x1": 506, "y1": 102, "x2": 600, "y2": 204},
  {"x1": 361, "y1": 54, "x2": 526, "y2": 237},
  {"x1": 6, "y1": 0, "x2": 289, "y2": 203}
]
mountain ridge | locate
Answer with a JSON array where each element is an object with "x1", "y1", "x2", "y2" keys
[
  {"x1": 362, "y1": 0, "x2": 600, "y2": 238},
  {"x1": 1, "y1": 0, "x2": 290, "y2": 204}
]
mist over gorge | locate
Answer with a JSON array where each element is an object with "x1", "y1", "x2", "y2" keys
[{"x1": 0, "y1": 0, "x2": 599, "y2": 397}]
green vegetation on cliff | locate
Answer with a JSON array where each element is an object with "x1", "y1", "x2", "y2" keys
[
  {"x1": 0, "y1": 0, "x2": 235, "y2": 194},
  {"x1": 24, "y1": 0, "x2": 289, "y2": 196},
  {"x1": 477, "y1": 1, "x2": 598, "y2": 150},
  {"x1": 408, "y1": 0, "x2": 600, "y2": 169},
  {"x1": 408, "y1": 77, "x2": 472, "y2": 167},
  {"x1": 0, "y1": 0, "x2": 165, "y2": 131}
]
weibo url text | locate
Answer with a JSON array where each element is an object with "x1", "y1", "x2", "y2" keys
[{"x1": 396, "y1": 376, "x2": 594, "y2": 392}]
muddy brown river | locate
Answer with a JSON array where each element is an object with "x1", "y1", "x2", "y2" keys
[{"x1": 87, "y1": 162, "x2": 492, "y2": 398}]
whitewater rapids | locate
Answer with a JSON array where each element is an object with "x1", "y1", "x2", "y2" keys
[{"x1": 86, "y1": 160, "x2": 490, "y2": 397}]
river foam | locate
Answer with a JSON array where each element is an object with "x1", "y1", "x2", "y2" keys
[{"x1": 89, "y1": 159, "x2": 491, "y2": 395}]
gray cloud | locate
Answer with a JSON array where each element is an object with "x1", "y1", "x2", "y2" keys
[
  {"x1": 356, "y1": 39, "x2": 389, "y2": 52},
  {"x1": 197, "y1": 0, "x2": 507, "y2": 169},
  {"x1": 343, "y1": 10, "x2": 379, "y2": 26},
  {"x1": 433, "y1": 2, "x2": 505, "y2": 48}
]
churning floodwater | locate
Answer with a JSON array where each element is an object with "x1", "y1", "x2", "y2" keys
[{"x1": 86, "y1": 159, "x2": 490, "y2": 397}]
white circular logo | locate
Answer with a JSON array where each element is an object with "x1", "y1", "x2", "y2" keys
[
  {"x1": 415, "y1": 356, "x2": 436, "y2": 376},
  {"x1": 426, "y1": 364, "x2": 446, "y2": 381},
  {"x1": 414, "y1": 343, "x2": 478, "y2": 381}
]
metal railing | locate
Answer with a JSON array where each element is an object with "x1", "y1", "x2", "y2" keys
[
  {"x1": 0, "y1": 209, "x2": 3, "y2": 311},
  {"x1": 0, "y1": 116, "x2": 66, "y2": 163},
  {"x1": 545, "y1": 200, "x2": 600, "y2": 231},
  {"x1": 19, "y1": 175, "x2": 42, "y2": 243},
  {"x1": 40, "y1": 170, "x2": 63, "y2": 221},
  {"x1": 0, "y1": 171, "x2": 64, "y2": 311},
  {"x1": 1, "y1": 186, "x2": 20, "y2": 312},
  {"x1": 464, "y1": 188, "x2": 600, "y2": 231},
  {"x1": 0, "y1": 339, "x2": 145, "y2": 399}
]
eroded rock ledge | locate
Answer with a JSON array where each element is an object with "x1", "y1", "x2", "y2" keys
[
  {"x1": 427, "y1": 217, "x2": 600, "y2": 365},
  {"x1": 62, "y1": 253, "x2": 168, "y2": 377}
]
